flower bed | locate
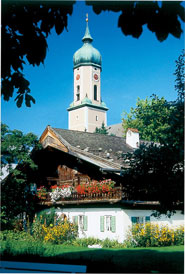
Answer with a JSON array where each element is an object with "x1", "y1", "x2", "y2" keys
[{"x1": 126, "y1": 223, "x2": 184, "y2": 247}]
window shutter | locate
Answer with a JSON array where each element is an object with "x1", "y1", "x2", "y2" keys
[
  {"x1": 83, "y1": 216, "x2": 88, "y2": 231},
  {"x1": 145, "y1": 216, "x2": 150, "y2": 222},
  {"x1": 131, "y1": 217, "x2": 137, "y2": 224},
  {"x1": 100, "y1": 216, "x2": 104, "y2": 232},
  {"x1": 73, "y1": 216, "x2": 78, "y2": 225},
  {"x1": 111, "y1": 216, "x2": 116, "y2": 233}
]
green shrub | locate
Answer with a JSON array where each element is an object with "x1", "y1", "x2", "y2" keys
[
  {"x1": 32, "y1": 217, "x2": 45, "y2": 241},
  {"x1": 72, "y1": 237, "x2": 123, "y2": 248},
  {"x1": 72, "y1": 237, "x2": 102, "y2": 247},
  {"x1": 174, "y1": 226, "x2": 185, "y2": 245},
  {"x1": 41, "y1": 219, "x2": 78, "y2": 244},
  {"x1": 36, "y1": 208, "x2": 57, "y2": 227},
  {"x1": 101, "y1": 238, "x2": 123, "y2": 248},
  {"x1": 124, "y1": 223, "x2": 184, "y2": 248},
  {"x1": 0, "y1": 230, "x2": 34, "y2": 242},
  {"x1": 1, "y1": 239, "x2": 45, "y2": 257}
]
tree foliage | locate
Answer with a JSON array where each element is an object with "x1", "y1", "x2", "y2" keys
[
  {"x1": 1, "y1": 1, "x2": 184, "y2": 107},
  {"x1": 1, "y1": 123, "x2": 41, "y2": 228},
  {"x1": 122, "y1": 95, "x2": 173, "y2": 143},
  {"x1": 86, "y1": 1, "x2": 185, "y2": 42},
  {"x1": 174, "y1": 49, "x2": 185, "y2": 101},
  {"x1": 122, "y1": 143, "x2": 184, "y2": 217},
  {"x1": 1, "y1": 123, "x2": 39, "y2": 170},
  {"x1": 94, "y1": 122, "x2": 108, "y2": 135},
  {"x1": 1, "y1": 0, "x2": 75, "y2": 107},
  {"x1": 121, "y1": 53, "x2": 184, "y2": 216}
]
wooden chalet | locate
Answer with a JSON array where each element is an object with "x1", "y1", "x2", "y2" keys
[{"x1": 34, "y1": 126, "x2": 134, "y2": 206}]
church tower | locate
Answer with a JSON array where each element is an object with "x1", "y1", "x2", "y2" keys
[{"x1": 68, "y1": 15, "x2": 108, "y2": 132}]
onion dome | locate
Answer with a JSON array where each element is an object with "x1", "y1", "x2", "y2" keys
[{"x1": 73, "y1": 16, "x2": 102, "y2": 69}]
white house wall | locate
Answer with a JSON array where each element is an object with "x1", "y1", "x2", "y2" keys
[
  {"x1": 123, "y1": 209, "x2": 184, "y2": 240},
  {"x1": 55, "y1": 207, "x2": 184, "y2": 243},
  {"x1": 56, "y1": 207, "x2": 124, "y2": 243}
]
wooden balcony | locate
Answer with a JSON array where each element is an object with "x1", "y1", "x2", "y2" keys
[{"x1": 38, "y1": 187, "x2": 122, "y2": 206}]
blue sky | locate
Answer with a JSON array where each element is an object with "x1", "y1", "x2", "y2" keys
[{"x1": 2, "y1": 1, "x2": 184, "y2": 137}]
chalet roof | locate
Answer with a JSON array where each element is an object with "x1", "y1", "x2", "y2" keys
[
  {"x1": 106, "y1": 123, "x2": 125, "y2": 137},
  {"x1": 52, "y1": 128, "x2": 132, "y2": 154},
  {"x1": 40, "y1": 126, "x2": 134, "y2": 171}
]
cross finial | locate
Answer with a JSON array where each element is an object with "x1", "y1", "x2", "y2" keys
[{"x1": 86, "y1": 13, "x2": 88, "y2": 22}]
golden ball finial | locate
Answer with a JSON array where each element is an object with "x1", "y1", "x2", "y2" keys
[{"x1": 86, "y1": 13, "x2": 88, "y2": 22}]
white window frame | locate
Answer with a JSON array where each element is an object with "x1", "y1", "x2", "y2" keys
[
  {"x1": 79, "y1": 215, "x2": 84, "y2": 229},
  {"x1": 105, "y1": 215, "x2": 111, "y2": 231}
]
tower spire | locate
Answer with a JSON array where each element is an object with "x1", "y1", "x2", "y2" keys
[{"x1": 82, "y1": 13, "x2": 93, "y2": 43}]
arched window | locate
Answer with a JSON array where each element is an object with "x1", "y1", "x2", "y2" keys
[
  {"x1": 94, "y1": 85, "x2": 97, "y2": 101},
  {"x1": 76, "y1": 85, "x2": 80, "y2": 101}
]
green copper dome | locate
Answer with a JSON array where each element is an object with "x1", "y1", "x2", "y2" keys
[{"x1": 73, "y1": 20, "x2": 102, "y2": 69}]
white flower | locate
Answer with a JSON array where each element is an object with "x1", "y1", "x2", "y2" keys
[
  {"x1": 60, "y1": 187, "x2": 71, "y2": 198},
  {"x1": 49, "y1": 187, "x2": 71, "y2": 202}
]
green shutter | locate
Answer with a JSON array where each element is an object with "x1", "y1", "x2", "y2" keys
[
  {"x1": 111, "y1": 216, "x2": 116, "y2": 233},
  {"x1": 73, "y1": 216, "x2": 78, "y2": 225},
  {"x1": 145, "y1": 216, "x2": 150, "y2": 223},
  {"x1": 83, "y1": 216, "x2": 88, "y2": 231},
  {"x1": 131, "y1": 217, "x2": 137, "y2": 224},
  {"x1": 100, "y1": 216, "x2": 104, "y2": 232}
]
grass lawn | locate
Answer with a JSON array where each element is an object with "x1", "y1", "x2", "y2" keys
[{"x1": 1, "y1": 243, "x2": 184, "y2": 273}]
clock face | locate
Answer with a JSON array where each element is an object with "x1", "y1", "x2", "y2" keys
[
  {"x1": 76, "y1": 74, "x2": 80, "y2": 80},
  {"x1": 94, "y1": 73, "x2": 99, "y2": 81}
]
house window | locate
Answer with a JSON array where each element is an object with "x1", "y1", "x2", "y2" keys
[
  {"x1": 100, "y1": 216, "x2": 116, "y2": 233},
  {"x1": 96, "y1": 116, "x2": 98, "y2": 121},
  {"x1": 131, "y1": 216, "x2": 150, "y2": 225},
  {"x1": 76, "y1": 85, "x2": 80, "y2": 101},
  {"x1": 73, "y1": 215, "x2": 88, "y2": 231},
  {"x1": 106, "y1": 216, "x2": 111, "y2": 231},
  {"x1": 94, "y1": 85, "x2": 97, "y2": 101}
]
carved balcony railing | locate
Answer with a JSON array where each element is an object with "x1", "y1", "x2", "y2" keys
[
  {"x1": 38, "y1": 187, "x2": 122, "y2": 205},
  {"x1": 46, "y1": 175, "x2": 90, "y2": 186}
]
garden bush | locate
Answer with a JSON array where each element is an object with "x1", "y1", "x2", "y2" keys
[
  {"x1": 72, "y1": 237, "x2": 123, "y2": 248},
  {"x1": 125, "y1": 223, "x2": 184, "y2": 247},
  {"x1": 101, "y1": 238, "x2": 123, "y2": 248},
  {"x1": 72, "y1": 237, "x2": 102, "y2": 247},
  {"x1": 1, "y1": 239, "x2": 45, "y2": 257},
  {"x1": 41, "y1": 219, "x2": 78, "y2": 244},
  {"x1": 31, "y1": 209, "x2": 78, "y2": 243},
  {"x1": 0, "y1": 230, "x2": 34, "y2": 242}
]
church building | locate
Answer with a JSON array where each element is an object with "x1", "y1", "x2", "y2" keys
[{"x1": 67, "y1": 15, "x2": 108, "y2": 133}]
